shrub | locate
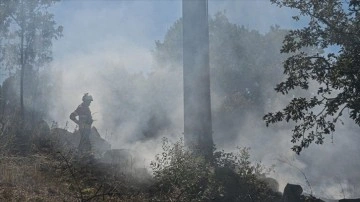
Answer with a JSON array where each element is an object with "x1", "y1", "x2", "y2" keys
[{"x1": 150, "y1": 138, "x2": 281, "y2": 202}]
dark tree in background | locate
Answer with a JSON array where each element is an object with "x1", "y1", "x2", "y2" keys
[
  {"x1": 264, "y1": 0, "x2": 360, "y2": 154},
  {"x1": 0, "y1": 0, "x2": 62, "y2": 123},
  {"x1": 153, "y1": 13, "x2": 290, "y2": 145}
]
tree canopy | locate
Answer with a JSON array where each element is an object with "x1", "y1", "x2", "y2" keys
[
  {"x1": 0, "y1": 0, "x2": 62, "y2": 121},
  {"x1": 0, "y1": 0, "x2": 62, "y2": 72},
  {"x1": 264, "y1": 0, "x2": 360, "y2": 154},
  {"x1": 152, "y1": 12, "x2": 292, "y2": 143},
  {"x1": 154, "y1": 12, "x2": 289, "y2": 111}
]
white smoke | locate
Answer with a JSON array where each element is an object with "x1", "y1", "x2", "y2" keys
[{"x1": 43, "y1": 0, "x2": 360, "y2": 199}]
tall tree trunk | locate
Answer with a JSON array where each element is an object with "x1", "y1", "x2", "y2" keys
[
  {"x1": 182, "y1": 0, "x2": 213, "y2": 158},
  {"x1": 20, "y1": 28, "x2": 24, "y2": 124},
  {"x1": 20, "y1": 1, "x2": 25, "y2": 126}
]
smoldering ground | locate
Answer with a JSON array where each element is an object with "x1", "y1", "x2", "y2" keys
[{"x1": 41, "y1": 0, "x2": 360, "y2": 199}]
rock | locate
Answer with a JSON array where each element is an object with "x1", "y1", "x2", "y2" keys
[
  {"x1": 263, "y1": 177, "x2": 280, "y2": 193},
  {"x1": 89, "y1": 127, "x2": 111, "y2": 156},
  {"x1": 100, "y1": 149, "x2": 133, "y2": 172},
  {"x1": 1, "y1": 76, "x2": 18, "y2": 116},
  {"x1": 301, "y1": 195, "x2": 325, "y2": 202},
  {"x1": 31, "y1": 120, "x2": 51, "y2": 150},
  {"x1": 101, "y1": 149, "x2": 132, "y2": 164},
  {"x1": 50, "y1": 127, "x2": 111, "y2": 157},
  {"x1": 283, "y1": 183, "x2": 303, "y2": 202},
  {"x1": 50, "y1": 128, "x2": 78, "y2": 152},
  {"x1": 339, "y1": 199, "x2": 360, "y2": 202}
]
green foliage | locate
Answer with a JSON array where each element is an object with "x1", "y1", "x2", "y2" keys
[
  {"x1": 0, "y1": 0, "x2": 63, "y2": 71},
  {"x1": 0, "y1": 0, "x2": 62, "y2": 122},
  {"x1": 150, "y1": 138, "x2": 281, "y2": 202},
  {"x1": 264, "y1": 0, "x2": 360, "y2": 154}
]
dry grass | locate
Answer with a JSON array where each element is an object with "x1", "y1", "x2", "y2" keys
[
  {"x1": 0, "y1": 150, "x2": 153, "y2": 202},
  {"x1": 0, "y1": 117, "x2": 152, "y2": 201},
  {"x1": 0, "y1": 153, "x2": 75, "y2": 202}
]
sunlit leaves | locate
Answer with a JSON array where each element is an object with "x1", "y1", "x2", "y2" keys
[{"x1": 265, "y1": 0, "x2": 360, "y2": 154}]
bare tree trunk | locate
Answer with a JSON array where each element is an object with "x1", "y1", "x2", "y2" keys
[
  {"x1": 19, "y1": 1, "x2": 25, "y2": 126},
  {"x1": 182, "y1": 0, "x2": 213, "y2": 158},
  {"x1": 20, "y1": 28, "x2": 24, "y2": 124}
]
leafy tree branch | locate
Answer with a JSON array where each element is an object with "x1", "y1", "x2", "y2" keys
[{"x1": 265, "y1": 0, "x2": 360, "y2": 153}]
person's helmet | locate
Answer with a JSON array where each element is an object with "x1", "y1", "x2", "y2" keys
[{"x1": 82, "y1": 93, "x2": 93, "y2": 102}]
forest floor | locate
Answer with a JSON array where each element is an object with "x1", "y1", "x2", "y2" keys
[
  {"x1": 0, "y1": 148, "x2": 152, "y2": 202},
  {"x1": 0, "y1": 153, "x2": 75, "y2": 201}
]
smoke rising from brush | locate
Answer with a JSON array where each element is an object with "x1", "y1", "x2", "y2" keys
[{"x1": 42, "y1": 0, "x2": 360, "y2": 199}]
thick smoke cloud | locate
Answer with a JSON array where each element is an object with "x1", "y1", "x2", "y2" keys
[
  {"x1": 48, "y1": 1, "x2": 184, "y2": 167},
  {"x1": 45, "y1": 0, "x2": 360, "y2": 199}
]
